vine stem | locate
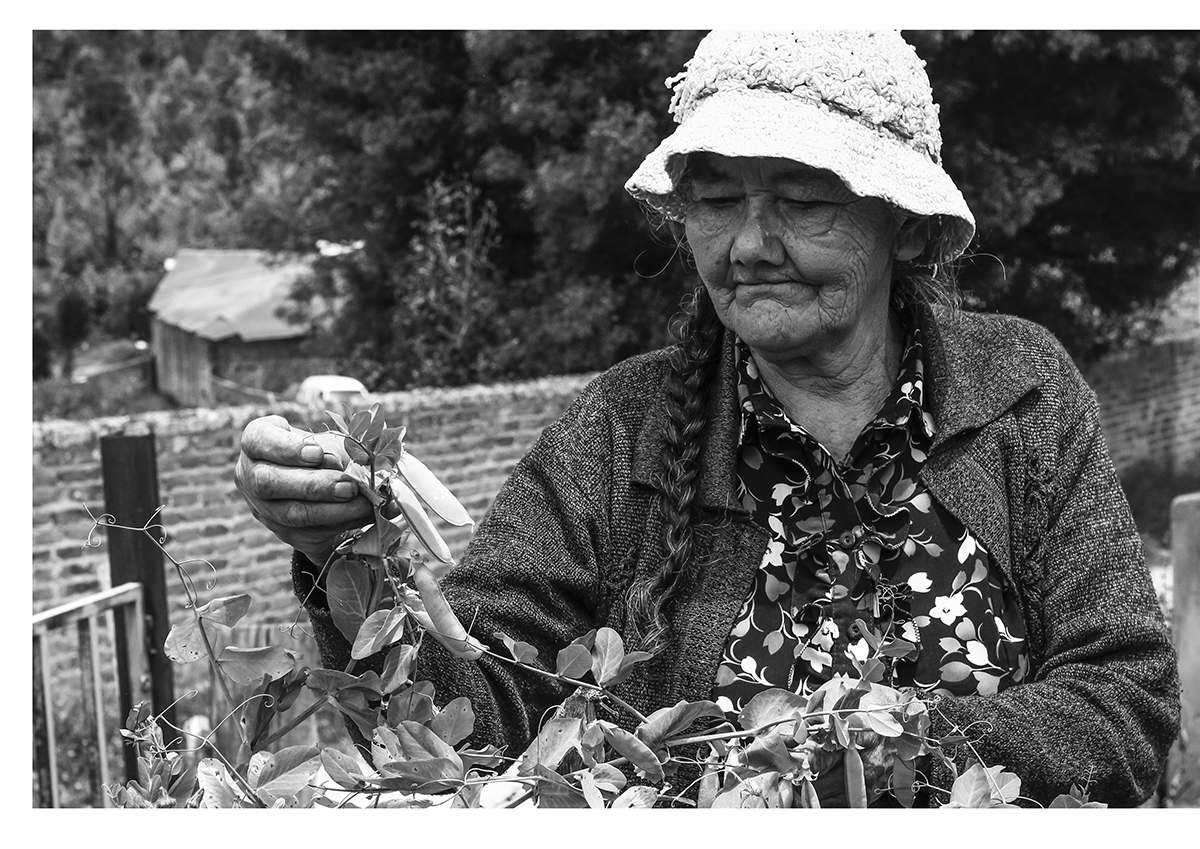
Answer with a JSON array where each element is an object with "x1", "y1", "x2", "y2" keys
[
  {"x1": 476, "y1": 645, "x2": 649, "y2": 724},
  {"x1": 159, "y1": 715, "x2": 263, "y2": 807},
  {"x1": 89, "y1": 510, "x2": 240, "y2": 721},
  {"x1": 663, "y1": 704, "x2": 909, "y2": 748},
  {"x1": 255, "y1": 695, "x2": 333, "y2": 750}
]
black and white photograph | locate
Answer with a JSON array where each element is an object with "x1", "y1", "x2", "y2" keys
[{"x1": 27, "y1": 23, "x2": 1200, "y2": 818}]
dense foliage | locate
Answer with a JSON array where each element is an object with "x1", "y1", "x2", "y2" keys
[
  {"x1": 33, "y1": 30, "x2": 1200, "y2": 386},
  {"x1": 94, "y1": 406, "x2": 1112, "y2": 809}
]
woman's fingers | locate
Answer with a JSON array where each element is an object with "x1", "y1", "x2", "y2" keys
[{"x1": 240, "y1": 415, "x2": 350, "y2": 470}]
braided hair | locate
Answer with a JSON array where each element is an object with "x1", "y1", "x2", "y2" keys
[{"x1": 628, "y1": 282, "x2": 725, "y2": 654}]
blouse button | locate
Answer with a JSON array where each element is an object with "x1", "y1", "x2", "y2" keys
[{"x1": 838, "y1": 527, "x2": 861, "y2": 548}]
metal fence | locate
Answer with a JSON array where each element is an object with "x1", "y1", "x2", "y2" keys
[{"x1": 32, "y1": 582, "x2": 147, "y2": 807}]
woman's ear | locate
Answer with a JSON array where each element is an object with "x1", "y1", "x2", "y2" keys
[{"x1": 894, "y1": 215, "x2": 930, "y2": 262}]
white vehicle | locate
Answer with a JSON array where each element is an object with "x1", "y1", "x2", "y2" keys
[{"x1": 295, "y1": 375, "x2": 370, "y2": 408}]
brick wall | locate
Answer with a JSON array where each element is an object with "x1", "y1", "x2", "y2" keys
[
  {"x1": 1084, "y1": 334, "x2": 1200, "y2": 477},
  {"x1": 32, "y1": 373, "x2": 594, "y2": 695}
]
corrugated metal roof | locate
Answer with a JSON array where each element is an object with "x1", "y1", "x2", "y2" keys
[{"x1": 148, "y1": 249, "x2": 315, "y2": 342}]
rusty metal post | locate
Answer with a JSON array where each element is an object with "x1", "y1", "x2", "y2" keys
[{"x1": 100, "y1": 432, "x2": 176, "y2": 773}]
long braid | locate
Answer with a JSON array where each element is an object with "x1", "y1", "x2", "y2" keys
[{"x1": 628, "y1": 283, "x2": 724, "y2": 654}]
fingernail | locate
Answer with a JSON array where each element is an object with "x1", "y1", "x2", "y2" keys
[
  {"x1": 300, "y1": 445, "x2": 323, "y2": 464},
  {"x1": 333, "y1": 482, "x2": 356, "y2": 500}
]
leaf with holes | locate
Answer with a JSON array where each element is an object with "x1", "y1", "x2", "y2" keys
[
  {"x1": 429, "y1": 697, "x2": 476, "y2": 747},
  {"x1": 320, "y1": 747, "x2": 367, "y2": 790},
  {"x1": 217, "y1": 645, "x2": 298, "y2": 685},
  {"x1": 163, "y1": 594, "x2": 252, "y2": 663},
  {"x1": 252, "y1": 745, "x2": 321, "y2": 804},
  {"x1": 518, "y1": 716, "x2": 584, "y2": 775},
  {"x1": 611, "y1": 785, "x2": 658, "y2": 808}
]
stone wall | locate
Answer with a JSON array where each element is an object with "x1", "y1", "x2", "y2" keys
[
  {"x1": 32, "y1": 374, "x2": 595, "y2": 700},
  {"x1": 1085, "y1": 334, "x2": 1200, "y2": 478}
]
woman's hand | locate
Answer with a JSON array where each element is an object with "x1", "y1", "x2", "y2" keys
[{"x1": 235, "y1": 415, "x2": 374, "y2": 567}]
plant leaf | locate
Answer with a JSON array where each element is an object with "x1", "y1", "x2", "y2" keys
[
  {"x1": 377, "y1": 758, "x2": 463, "y2": 794},
  {"x1": 429, "y1": 696, "x2": 476, "y2": 747},
  {"x1": 320, "y1": 748, "x2": 366, "y2": 790},
  {"x1": 254, "y1": 745, "x2": 321, "y2": 804},
  {"x1": 556, "y1": 644, "x2": 593, "y2": 680},
  {"x1": 348, "y1": 409, "x2": 372, "y2": 442},
  {"x1": 577, "y1": 768, "x2": 605, "y2": 809},
  {"x1": 636, "y1": 699, "x2": 725, "y2": 750},
  {"x1": 518, "y1": 716, "x2": 584, "y2": 775},
  {"x1": 947, "y1": 763, "x2": 1022, "y2": 808},
  {"x1": 196, "y1": 758, "x2": 240, "y2": 808},
  {"x1": 589, "y1": 627, "x2": 625, "y2": 686},
  {"x1": 611, "y1": 785, "x2": 658, "y2": 808},
  {"x1": 196, "y1": 594, "x2": 252, "y2": 627},
  {"x1": 739, "y1": 688, "x2": 807, "y2": 732},
  {"x1": 327, "y1": 556, "x2": 375, "y2": 644},
  {"x1": 711, "y1": 771, "x2": 782, "y2": 808},
  {"x1": 387, "y1": 681, "x2": 437, "y2": 726},
  {"x1": 381, "y1": 643, "x2": 417, "y2": 694},
  {"x1": 596, "y1": 720, "x2": 663, "y2": 783},
  {"x1": 361, "y1": 403, "x2": 385, "y2": 451},
  {"x1": 396, "y1": 451, "x2": 474, "y2": 527},
  {"x1": 324, "y1": 411, "x2": 348, "y2": 434},
  {"x1": 495, "y1": 630, "x2": 539, "y2": 664},
  {"x1": 350, "y1": 606, "x2": 407, "y2": 660},
  {"x1": 529, "y1": 765, "x2": 589, "y2": 808},
  {"x1": 217, "y1": 645, "x2": 297, "y2": 685},
  {"x1": 163, "y1": 594, "x2": 254, "y2": 663},
  {"x1": 306, "y1": 668, "x2": 382, "y2": 698},
  {"x1": 604, "y1": 649, "x2": 654, "y2": 688}
]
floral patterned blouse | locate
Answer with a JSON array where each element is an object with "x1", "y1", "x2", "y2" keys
[{"x1": 713, "y1": 314, "x2": 1030, "y2": 715}]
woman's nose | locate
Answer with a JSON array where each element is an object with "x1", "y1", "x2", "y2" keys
[{"x1": 730, "y1": 198, "x2": 786, "y2": 268}]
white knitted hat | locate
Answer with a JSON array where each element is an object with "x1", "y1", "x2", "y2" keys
[{"x1": 625, "y1": 30, "x2": 976, "y2": 264}]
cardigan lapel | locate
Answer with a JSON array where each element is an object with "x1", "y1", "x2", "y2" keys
[{"x1": 915, "y1": 303, "x2": 1044, "y2": 447}]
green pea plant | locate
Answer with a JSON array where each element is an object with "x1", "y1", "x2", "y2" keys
[{"x1": 92, "y1": 404, "x2": 1106, "y2": 810}]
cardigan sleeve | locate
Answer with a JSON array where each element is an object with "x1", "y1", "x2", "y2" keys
[
  {"x1": 291, "y1": 412, "x2": 610, "y2": 759},
  {"x1": 925, "y1": 363, "x2": 1180, "y2": 807}
]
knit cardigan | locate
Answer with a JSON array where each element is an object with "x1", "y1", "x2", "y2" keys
[{"x1": 294, "y1": 303, "x2": 1179, "y2": 807}]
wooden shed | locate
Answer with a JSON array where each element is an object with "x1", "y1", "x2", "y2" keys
[{"x1": 148, "y1": 249, "x2": 327, "y2": 406}]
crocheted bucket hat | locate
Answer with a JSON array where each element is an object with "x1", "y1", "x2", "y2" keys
[{"x1": 625, "y1": 30, "x2": 976, "y2": 264}]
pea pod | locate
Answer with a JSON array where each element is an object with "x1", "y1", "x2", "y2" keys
[
  {"x1": 390, "y1": 476, "x2": 453, "y2": 568},
  {"x1": 411, "y1": 565, "x2": 484, "y2": 660},
  {"x1": 844, "y1": 745, "x2": 867, "y2": 808},
  {"x1": 396, "y1": 451, "x2": 474, "y2": 528}
]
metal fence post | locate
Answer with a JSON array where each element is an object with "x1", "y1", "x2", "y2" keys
[
  {"x1": 100, "y1": 432, "x2": 176, "y2": 780},
  {"x1": 1171, "y1": 491, "x2": 1200, "y2": 801}
]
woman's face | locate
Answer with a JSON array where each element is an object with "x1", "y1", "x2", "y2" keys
[{"x1": 682, "y1": 153, "x2": 924, "y2": 361}]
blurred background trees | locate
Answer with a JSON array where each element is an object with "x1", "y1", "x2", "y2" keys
[{"x1": 32, "y1": 30, "x2": 1200, "y2": 390}]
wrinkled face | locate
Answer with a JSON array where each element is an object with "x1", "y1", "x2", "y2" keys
[{"x1": 682, "y1": 153, "x2": 922, "y2": 361}]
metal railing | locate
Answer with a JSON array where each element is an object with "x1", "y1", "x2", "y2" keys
[{"x1": 32, "y1": 582, "x2": 147, "y2": 808}]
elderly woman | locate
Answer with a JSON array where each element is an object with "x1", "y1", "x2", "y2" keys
[{"x1": 236, "y1": 31, "x2": 1178, "y2": 806}]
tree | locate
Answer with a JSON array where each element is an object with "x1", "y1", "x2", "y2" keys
[{"x1": 912, "y1": 30, "x2": 1200, "y2": 360}]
